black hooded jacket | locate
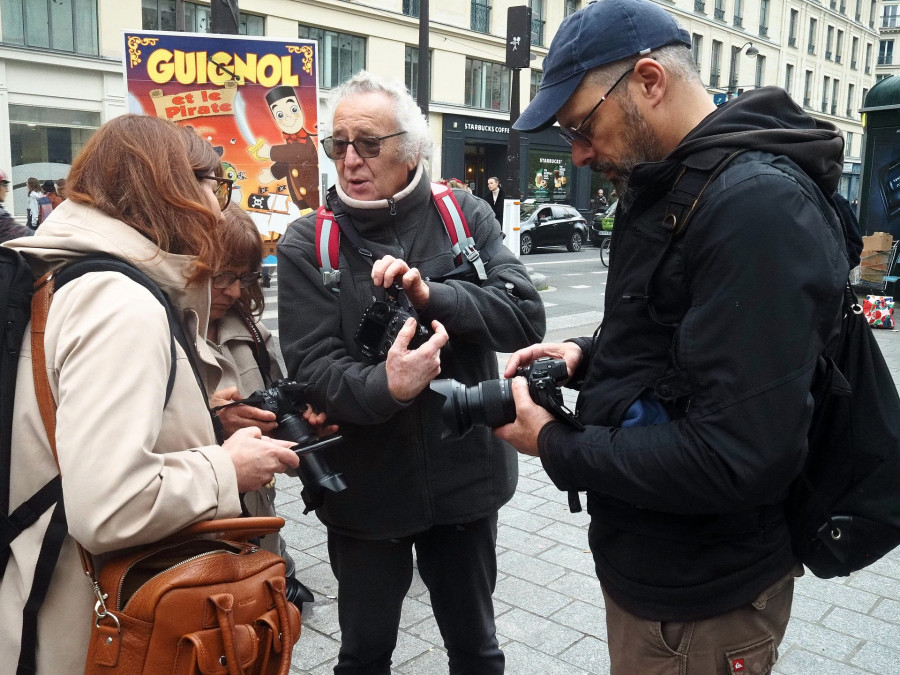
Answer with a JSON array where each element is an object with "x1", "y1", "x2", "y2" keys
[{"x1": 538, "y1": 88, "x2": 849, "y2": 621}]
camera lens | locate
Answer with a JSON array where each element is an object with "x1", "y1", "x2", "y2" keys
[{"x1": 430, "y1": 378, "x2": 516, "y2": 438}]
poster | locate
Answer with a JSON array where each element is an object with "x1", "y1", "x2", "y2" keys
[
  {"x1": 525, "y1": 150, "x2": 572, "y2": 203},
  {"x1": 123, "y1": 31, "x2": 320, "y2": 240}
]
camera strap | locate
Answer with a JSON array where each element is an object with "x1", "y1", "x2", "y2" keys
[{"x1": 325, "y1": 186, "x2": 374, "y2": 264}]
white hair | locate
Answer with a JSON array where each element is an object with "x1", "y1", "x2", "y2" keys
[{"x1": 324, "y1": 70, "x2": 432, "y2": 164}]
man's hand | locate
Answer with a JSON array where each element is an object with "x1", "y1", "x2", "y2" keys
[
  {"x1": 503, "y1": 342, "x2": 584, "y2": 380},
  {"x1": 302, "y1": 404, "x2": 339, "y2": 437},
  {"x1": 372, "y1": 255, "x2": 430, "y2": 310},
  {"x1": 222, "y1": 427, "x2": 300, "y2": 493},
  {"x1": 211, "y1": 386, "x2": 277, "y2": 437},
  {"x1": 386, "y1": 318, "x2": 449, "y2": 402},
  {"x1": 494, "y1": 377, "x2": 555, "y2": 456}
]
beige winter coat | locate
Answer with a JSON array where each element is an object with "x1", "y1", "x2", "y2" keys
[
  {"x1": 0, "y1": 200, "x2": 242, "y2": 674},
  {"x1": 193, "y1": 309, "x2": 284, "y2": 554}
]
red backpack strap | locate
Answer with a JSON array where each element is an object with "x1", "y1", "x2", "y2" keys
[
  {"x1": 430, "y1": 182, "x2": 487, "y2": 281},
  {"x1": 315, "y1": 205, "x2": 341, "y2": 289}
]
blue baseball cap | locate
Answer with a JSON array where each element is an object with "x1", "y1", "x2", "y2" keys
[{"x1": 514, "y1": 0, "x2": 691, "y2": 132}]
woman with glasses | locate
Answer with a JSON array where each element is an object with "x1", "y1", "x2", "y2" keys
[
  {"x1": 1, "y1": 114, "x2": 299, "y2": 673},
  {"x1": 199, "y1": 204, "x2": 319, "y2": 612}
]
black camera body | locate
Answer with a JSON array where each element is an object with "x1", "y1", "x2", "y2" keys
[
  {"x1": 241, "y1": 378, "x2": 346, "y2": 513},
  {"x1": 430, "y1": 357, "x2": 583, "y2": 439},
  {"x1": 355, "y1": 283, "x2": 430, "y2": 361}
]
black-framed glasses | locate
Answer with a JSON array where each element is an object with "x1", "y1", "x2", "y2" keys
[
  {"x1": 558, "y1": 67, "x2": 635, "y2": 148},
  {"x1": 322, "y1": 131, "x2": 407, "y2": 160},
  {"x1": 212, "y1": 271, "x2": 261, "y2": 289},
  {"x1": 196, "y1": 174, "x2": 234, "y2": 209}
]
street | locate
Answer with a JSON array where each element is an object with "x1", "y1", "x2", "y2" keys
[{"x1": 261, "y1": 250, "x2": 900, "y2": 674}]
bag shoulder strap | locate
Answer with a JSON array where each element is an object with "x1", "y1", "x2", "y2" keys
[
  {"x1": 315, "y1": 182, "x2": 488, "y2": 290},
  {"x1": 238, "y1": 308, "x2": 273, "y2": 387}
]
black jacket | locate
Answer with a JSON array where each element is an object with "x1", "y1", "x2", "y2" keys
[
  {"x1": 277, "y1": 166, "x2": 545, "y2": 538},
  {"x1": 538, "y1": 88, "x2": 848, "y2": 621}
]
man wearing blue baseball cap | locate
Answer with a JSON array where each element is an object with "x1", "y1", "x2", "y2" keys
[{"x1": 496, "y1": 0, "x2": 849, "y2": 672}]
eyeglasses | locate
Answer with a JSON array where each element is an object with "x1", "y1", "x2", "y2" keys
[
  {"x1": 322, "y1": 131, "x2": 407, "y2": 160},
  {"x1": 211, "y1": 271, "x2": 261, "y2": 289},
  {"x1": 558, "y1": 67, "x2": 635, "y2": 148},
  {"x1": 196, "y1": 174, "x2": 234, "y2": 209}
]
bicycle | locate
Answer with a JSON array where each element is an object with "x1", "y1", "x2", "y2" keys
[{"x1": 600, "y1": 236, "x2": 611, "y2": 267}]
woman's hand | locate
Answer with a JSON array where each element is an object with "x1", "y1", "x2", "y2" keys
[
  {"x1": 211, "y1": 386, "x2": 277, "y2": 437},
  {"x1": 222, "y1": 426, "x2": 300, "y2": 493}
]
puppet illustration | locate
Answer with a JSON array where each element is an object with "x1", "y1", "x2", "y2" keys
[{"x1": 256, "y1": 86, "x2": 319, "y2": 211}]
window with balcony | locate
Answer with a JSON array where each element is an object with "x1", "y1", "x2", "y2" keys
[
  {"x1": 847, "y1": 83, "x2": 855, "y2": 116},
  {"x1": 715, "y1": 0, "x2": 725, "y2": 20},
  {"x1": 832, "y1": 78, "x2": 839, "y2": 114},
  {"x1": 883, "y1": 5, "x2": 899, "y2": 27},
  {"x1": 826, "y1": 26, "x2": 834, "y2": 60},
  {"x1": 804, "y1": 70, "x2": 813, "y2": 108},
  {"x1": 788, "y1": 9, "x2": 798, "y2": 46},
  {"x1": 297, "y1": 26, "x2": 365, "y2": 89},
  {"x1": 728, "y1": 46, "x2": 740, "y2": 91},
  {"x1": 530, "y1": 0, "x2": 545, "y2": 47},
  {"x1": 879, "y1": 39, "x2": 894, "y2": 65},
  {"x1": 759, "y1": 0, "x2": 769, "y2": 36},
  {"x1": 822, "y1": 75, "x2": 830, "y2": 112},
  {"x1": 471, "y1": 1, "x2": 491, "y2": 33},
  {"x1": 733, "y1": 0, "x2": 743, "y2": 25},
  {"x1": 564, "y1": 0, "x2": 578, "y2": 17},
  {"x1": 846, "y1": 132, "x2": 853, "y2": 156},
  {"x1": 855, "y1": 0, "x2": 862, "y2": 21},
  {"x1": 808, "y1": 18, "x2": 817, "y2": 54},
  {"x1": 405, "y1": 46, "x2": 432, "y2": 101},
  {"x1": 403, "y1": 0, "x2": 419, "y2": 18},
  {"x1": 2, "y1": 0, "x2": 98, "y2": 54},
  {"x1": 465, "y1": 58, "x2": 510, "y2": 111},
  {"x1": 866, "y1": 42, "x2": 872, "y2": 72},
  {"x1": 862, "y1": 87, "x2": 869, "y2": 107},
  {"x1": 692, "y1": 33, "x2": 703, "y2": 67},
  {"x1": 836, "y1": 30, "x2": 843, "y2": 63},
  {"x1": 142, "y1": 0, "x2": 264, "y2": 35},
  {"x1": 851, "y1": 36, "x2": 859, "y2": 68},
  {"x1": 871, "y1": 0, "x2": 877, "y2": 27},
  {"x1": 695, "y1": 0, "x2": 706, "y2": 13},
  {"x1": 755, "y1": 54, "x2": 766, "y2": 87},
  {"x1": 785, "y1": 63, "x2": 794, "y2": 94},
  {"x1": 710, "y1": 40, "x2": 722, "y2": 87}
]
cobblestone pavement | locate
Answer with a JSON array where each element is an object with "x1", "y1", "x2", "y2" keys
[{"x1": 268, "y1": 285, "x2": 900, "y2": 674}]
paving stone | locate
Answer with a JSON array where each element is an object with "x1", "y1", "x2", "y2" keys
[
  {"x1": 779, "y1": 616, "x2": 861, "y2": 660},
  {"x1": 547, "y1": 571, "x2": 605, "y2": 609},
  {"x1": 498, "y1": 548, "x2": 568, "y2": 586},
  {"x1": 851, "y1": 639, "x2": 900, "y2": 674},
  {"x1": 538, "y1": 521, "x2": 594, "y2": 549},
  {"x1": 773, "y1": 647, "x2": 876, "y2": 674},
  {"x1": 497, "y1": 523, "x2": 556, "y2": 555},
  {"x1": 539, "y1": 543, "x2": 598, "y2": 577},
  {"x1": 496, "y1": 607, "x2": 582, "y2": 655},
  {"x1": 822, "y1": 606, "x2": 900, "y2": 651},
  {"x1": 498, "y1": 504, "x2": 555, "y2": 533},
  {"x1": 494, "y1": 576, "x2": 572, "y2": 616},
  {"x1": 794, "y1": 573, "x2": 880, "y2": 613},
  {"x1": 557, "y1": 635, "x2": 613, "y2": 674},
  {"x1": 502, "y1": 640, "x2": 597, "y2": 674},
  {"x1": 550, "y1": 599, "x2": 608, "y2": 642}
]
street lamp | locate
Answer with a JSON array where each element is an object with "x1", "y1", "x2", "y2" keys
[{"x1": 727, "y1": 42, "x2": 759, "y2": 99}]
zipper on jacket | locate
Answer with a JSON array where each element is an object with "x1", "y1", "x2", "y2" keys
[{"x1": 388, "y1": 198, "x2": 397, "y2": 216}]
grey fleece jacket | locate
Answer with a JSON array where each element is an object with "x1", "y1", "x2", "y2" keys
[{"x1": 277, "y1": 165, "x2": 546, "y2": 538}]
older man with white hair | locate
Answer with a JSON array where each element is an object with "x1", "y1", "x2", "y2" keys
[{"x1": 277, "y1": 71, "x2": 545, "y2": 674}]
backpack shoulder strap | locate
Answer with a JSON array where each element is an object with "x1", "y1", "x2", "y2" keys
[
  {"x1": 315, "y1": 205, "x2": 341, "y2": 290},
  {"x1": 431, "y1": 182, "x2": 487, "y2": 282}
]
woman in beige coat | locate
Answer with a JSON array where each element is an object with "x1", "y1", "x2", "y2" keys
[
  {"x1": 198, "y1": 204, "x2": 316, "y2": 609},
  {"x1": 0, "y1": 115, "x2": 300, "y2": 674}
]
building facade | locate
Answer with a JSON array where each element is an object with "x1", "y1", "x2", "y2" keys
[{"x1": 0, "y1": 0, "x2": 879, "y2": 217}]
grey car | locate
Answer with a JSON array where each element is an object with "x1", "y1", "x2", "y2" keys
[{"x1": 518, "y1": 202, "x2": 589, "y2": 255}]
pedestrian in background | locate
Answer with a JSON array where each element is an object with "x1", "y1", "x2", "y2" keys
[
  {"x1": 277, "y1": 70, "x2": 545, "y2": 674},
  {"x1": 55, "y1": 178, "x2": 67, "y2": 201},
  {"x1": 486, "y1": 176, "x2": 506, "y2": 224},
  {"x1": 25, "y1": 177, "x2": 42, "y2": 230},
  {"x1": 0, "y1": 168, "x2": 32, "y2": 242},
  {"x1": 498, "y1": 0, "x2": 847, "y2": 673},
  {"x1": 42, "y1": 180, "x2": 62, "y2": 209}
]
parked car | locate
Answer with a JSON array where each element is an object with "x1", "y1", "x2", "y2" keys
[
  {"x1": 518, "y1": 201, "x2": 589, "y2": 255},
  {"x1": 590, "y1": 200, "x2": 617, "y2": 246}
]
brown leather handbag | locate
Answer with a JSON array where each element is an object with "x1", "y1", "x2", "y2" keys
[{"x1": 31, "y1": 270, "x2": 301, "y2": 674}]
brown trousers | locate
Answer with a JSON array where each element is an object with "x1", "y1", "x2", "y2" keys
[{"x1": 603, "y1": 565, "x2": 801, "y2": 675}]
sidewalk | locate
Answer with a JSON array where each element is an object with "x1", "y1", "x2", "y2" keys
[{"x1": 280, "y1": 321, "x2": 900, "y2": 674}]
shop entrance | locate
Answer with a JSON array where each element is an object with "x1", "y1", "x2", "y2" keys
[{"x1": 464, "y1": 142, "x2": 507, "y2": 199}]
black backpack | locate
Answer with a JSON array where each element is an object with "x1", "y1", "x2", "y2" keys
[
  {"x1": 0, "y1": 250, "x2": 199, "y2": 673},
  {"x1": 664, "y1": 150, "x2": 900, "y2": 578}
]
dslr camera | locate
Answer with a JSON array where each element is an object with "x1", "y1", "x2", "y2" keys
[
  {"x1": 355, "y1": 283, "x2": 430, "y2": 361},
  {"x1": 237, "y1": 379, "x2": 346, "y2": 512},
  {"x1": 430, "y1": 357, "x2": 583, "y2": 439}
]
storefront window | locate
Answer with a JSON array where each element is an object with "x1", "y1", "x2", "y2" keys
[
  {"x1": 7, "y1": 105, "x2": 99, "y2": 217},
  {"x1": 1, "y1": 0, "x2": 98, "y2": 55},
  {"x1": 298, "y1": 26, "x2": 366, "y2": 89},
  {"x1": 526, "y1": 149, "x2": 573, "y2": 203}
]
